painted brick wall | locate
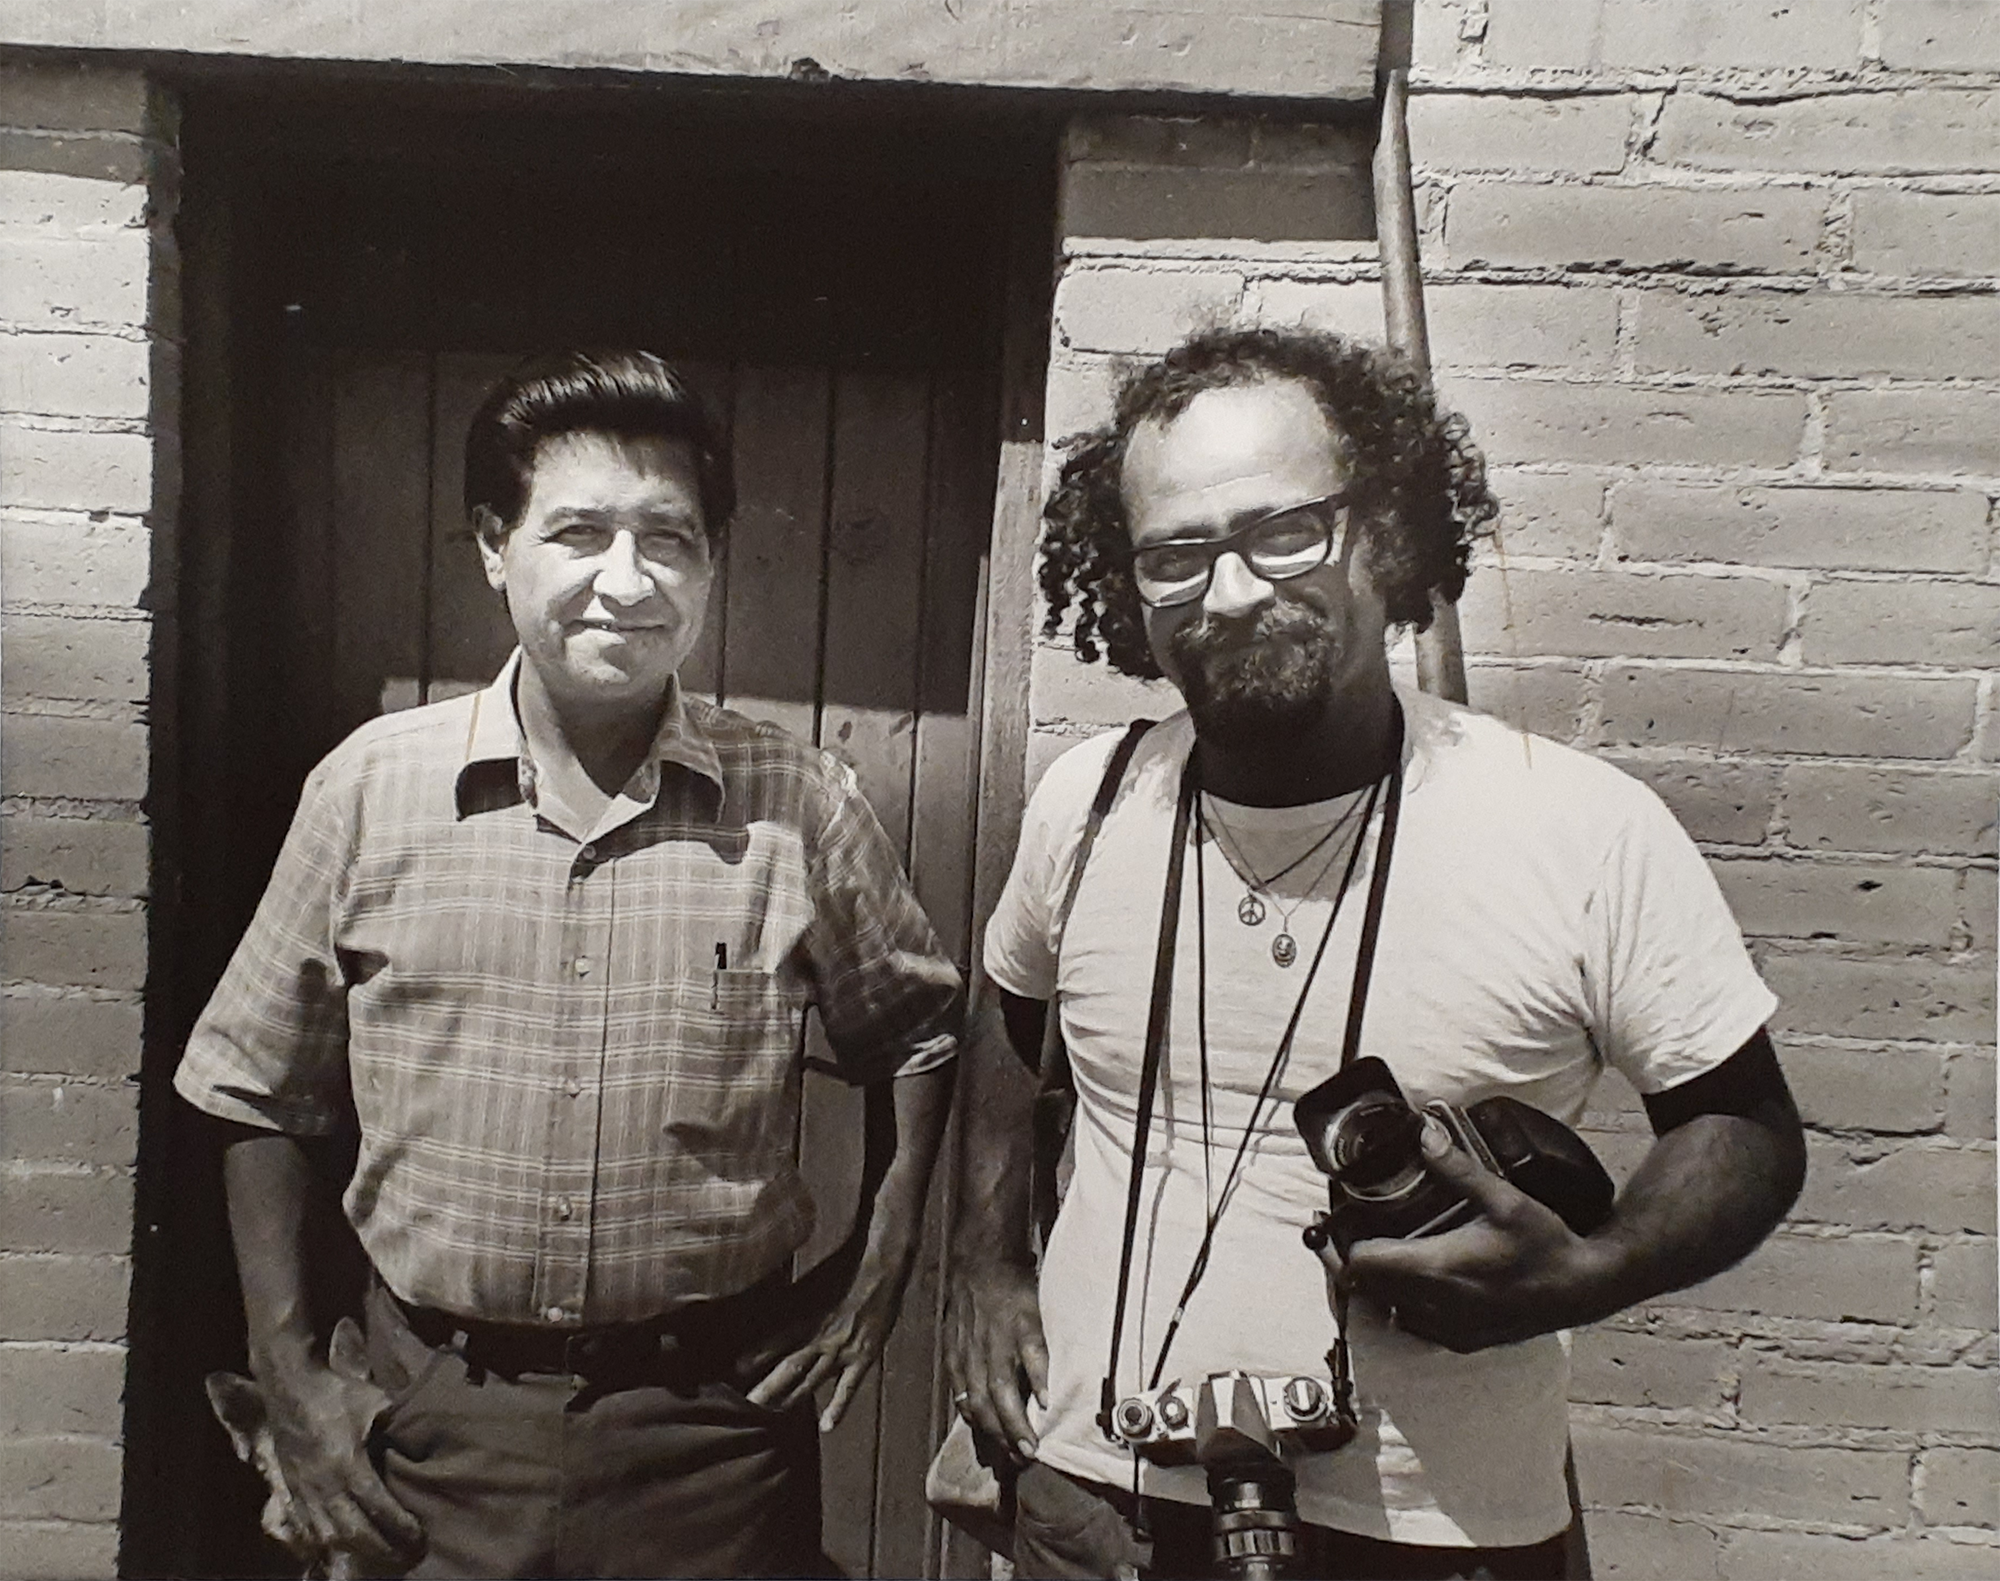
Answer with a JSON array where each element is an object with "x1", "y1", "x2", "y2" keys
[
  {"x1": 0, "y1": 59, "x2": 173, "y2": 1581},
  {"x1": 1032, "y1": 4, "x2": 1998, "y2": 1575}
]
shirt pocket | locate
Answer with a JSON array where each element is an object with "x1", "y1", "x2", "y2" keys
[{"x1": 656, "y1": 969, "x2": 806, "y2": 1167}]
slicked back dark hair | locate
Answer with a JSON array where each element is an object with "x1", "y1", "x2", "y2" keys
[
  {"x1": 1040, "y1": 325, "x2": 1499, "y2": 679},
  {"x1": 464, "y1": 350, "x2": 736, "y2": 538}
]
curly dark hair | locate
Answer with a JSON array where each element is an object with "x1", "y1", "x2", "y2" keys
[{"x1": 1040, "y1": 325, "x2": 1499, "y2": 679}]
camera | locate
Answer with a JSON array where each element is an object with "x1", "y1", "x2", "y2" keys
[
  {"x1": 1109, "y1": 1370, "x2": 1352, "y2": 1463},
  {"x1": 1112, "y1": 1373, "x2": 1335, "y2": 1579},
  {"x1": 1294, "y1": 1057, "x2": 1616, "y2": 1261}
]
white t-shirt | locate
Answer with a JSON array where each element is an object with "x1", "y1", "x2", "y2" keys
[{"x1": 983, "y1": 687, "x2": 1777, "y2": 1547}]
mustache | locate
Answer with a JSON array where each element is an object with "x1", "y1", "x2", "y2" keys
[{"x1": 1169, "y1": 602, "x2": 1333, "y2": 667}]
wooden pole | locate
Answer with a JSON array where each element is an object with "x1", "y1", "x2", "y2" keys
[{"x1": 1373, "y1": 66, "x2": 1470, "y2": 706}]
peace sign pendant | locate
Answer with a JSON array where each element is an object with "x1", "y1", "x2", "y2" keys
[
  {"x1": 1271, "y1": 932, "x2": 1298, "y2": 968},
  {"x1": 1237, "y1": 892, "x2": 1267, "y2": 927}
]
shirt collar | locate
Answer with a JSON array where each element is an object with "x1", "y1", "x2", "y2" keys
[{"x1": 455, "y1": 650, "x2": 726, "y2": 818}]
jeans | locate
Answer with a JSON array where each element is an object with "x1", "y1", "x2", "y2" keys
[
  {"x1": 362, "y1": 1280, "x2": 832, "y2": 1578},
  {"x1": 1012, "y1": 1460, "x2": 1568, "y2": 1581}
]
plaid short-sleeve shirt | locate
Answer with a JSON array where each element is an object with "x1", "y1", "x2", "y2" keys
[{"x1": 175, "y1": 655, "x2": 962, "y2": 1325}]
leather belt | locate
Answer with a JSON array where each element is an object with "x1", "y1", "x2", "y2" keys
[{"x1": 385, "y1": 1268, "x2": 795, "y2": 1384}]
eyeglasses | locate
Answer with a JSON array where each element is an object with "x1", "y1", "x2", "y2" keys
[{"x1": 1129, "y1": 493, "x2": 1352, "y2": 609}]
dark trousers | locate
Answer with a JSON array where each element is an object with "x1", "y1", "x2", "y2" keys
[
  {"x1": 362, "y1": 1280, "x2": 833, "y2": 1579},
  {"x1": 1013, "y1": 1460, "x2": 1568, "y2": 1581}
]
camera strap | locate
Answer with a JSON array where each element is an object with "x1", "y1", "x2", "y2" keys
[{"x1": 1097, "y1": 701, "x2": 1408, "y2": 1442}]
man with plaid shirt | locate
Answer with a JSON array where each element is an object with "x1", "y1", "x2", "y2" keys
[{"x1": 176, "y1": 350, "x2": 961, "y2": 1578}]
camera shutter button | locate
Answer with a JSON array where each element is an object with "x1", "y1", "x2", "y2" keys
[
  {"x1": 1283, "y1": 1377, "x2": 1327, "y2": 1421},
  {"x1": 1114, "y1": 1399, "x2": 1155, "y2": 1440},
  {"x1": 1158, "y1": 1395, "x2": 1189, "y2": 1430}
]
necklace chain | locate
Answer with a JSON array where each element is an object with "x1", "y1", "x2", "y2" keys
[{"x1": 1203, "y1": 794, "x2": 1369, "y2": 964}]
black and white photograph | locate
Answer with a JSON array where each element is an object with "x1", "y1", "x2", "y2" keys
[{"x1": 0, "y1": 4, "x2": 1995, "y2": 1579}]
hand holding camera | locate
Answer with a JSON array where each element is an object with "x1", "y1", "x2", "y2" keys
[{"x1": 1294, "y1": 1059, "x2": 1619, "y2": 1354}]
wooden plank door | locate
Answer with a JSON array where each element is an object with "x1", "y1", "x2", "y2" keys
[{"x1": 286, "y1": 347, "x2": 992, "y2": 1578}]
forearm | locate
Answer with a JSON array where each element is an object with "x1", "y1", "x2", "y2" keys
[
  {"x1": 950, "y1": 989, "x2": 1040, "y2": 1273},
  {"x1": 1576, "y1": 1099, "x2": 1806, "y2": 1322},
  {"x1": 856, "y1": 1058, "x2": 957, "y2": 1278},
  {"x1": 223, "y1": 1127, "x2": 326, "y2": 1379}
]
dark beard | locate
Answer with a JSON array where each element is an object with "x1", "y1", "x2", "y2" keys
[{"x1": 1169, "y1": 603, "x2": 1340, "y2": 749}]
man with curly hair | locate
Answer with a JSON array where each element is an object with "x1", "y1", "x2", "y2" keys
[{"x1": 945, "y1": 326, "x2": 1804, "y2": 1579}]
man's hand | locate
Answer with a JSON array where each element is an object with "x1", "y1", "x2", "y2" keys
[
  {"x1": 1327, "y1": 1117, "x2": 1615, "y2": 1353},
  {"x1": 942, "y1": 1258, "x2": 1048, "y2": 1464},
  {"x1": 260, "y1": 1353, "x2": 425, "y2": 1572},
  {"x1": 746, "y1": 1255, "x2": 912, "y2": 1431}
]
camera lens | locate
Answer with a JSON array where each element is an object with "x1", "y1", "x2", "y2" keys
[{"x1": 1327, "y1": 1097, "x2": 1425, "y2": 1193}]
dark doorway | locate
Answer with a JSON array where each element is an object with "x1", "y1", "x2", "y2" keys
[{"x1": 130, "y1": 70, "x2": 1055, "y2": 1579}]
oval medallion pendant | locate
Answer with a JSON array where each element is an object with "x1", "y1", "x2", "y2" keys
[
  {"x1": 1271, "y1": 932, "x2": 1298, "y2": 968},
  {"x1": 1237, "y1": 892, "x2": 1267, "y2": 927}
]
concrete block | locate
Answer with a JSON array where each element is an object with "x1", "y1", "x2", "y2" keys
[
  {"x1": 1677, "y1": 1229, "x2": 1918, "y2": 1323},
  {"x1": 0, "y1": 614, "x2": 148, "y2": 702},
  {"x1": 1918, "y1": 1447, "x2": 2000, "y2": 1531},
  {"x1": 1946, "y1": 1049, "x2": 1996, "y2": 1143},
  {"x1": 1445, "y1": 179, "x2": 1825, "y2": 273},
  {"x1": 1825, "y1": 388, "x2": 2000, "y2": 477},
  {"x1": 0, "y1": 1345, "x2": 124, "y2": 1436},
  {"x1": 1030, "y1": 643, "x2": 1178, "y2": 728},
  {"x1": 0, "y1": 1171, "x2": 132, "y2": 1255},
  {"x1": 0, "y1": 1437, "x2": 119, "y2": 1522},
  {"x1": 0, "y1": 715, "x2": 147, "y2": 800},
  {"x1": 1459, "y1": 567, "x2": 1789, "y2": 661},
  {"x1": 1931, "y1": 1237, "x2": 1997, "y2": 1330},
  {"x1": 1712, "y1": 857, "x2": 1969, "y2": 949},
  {"x1": 0, "y1": 910, "x2": 147, "y2": 993},
  {"x1": 0, "y1": 514, "x2": 149, "y2": 609},
  {"x1": 0, "y1": 816, "x2": 149, "y2": 898},
  {"x1": 0, "y1": 1516, "x2": 120, "y2": 1580},
  {"x1": 1420, "y1": 283, "x2": 1621, "y2": 371},
  {"x1": 1569, "y1": 1329, "x2": 1732, "y2": 1410},
  {"x1": 0, "y1": 236, "x2": 147, "y2": 331},
  {"x1": 1602, "y1": 755, "x2": 1777, "y2": 844},
  {"x1": 1739, "y1": 1357, "x2": 2000, "y2": 1433},
  {"x1": 0, "y1": 128, "x2": 150, "y2": 186},
  {"x1": 1763, "y1": 951, "x2": 1993, "y2": 1043},
  {"x1": 1656, "y1": 90, "x2": 2000, "y2": 175},
  {"x1": 0, "y1": 990, "x2": 140, "y2": 1080},
  {"x1": 1610, "y1": 482, "x2": 1990, "y2": 574},
  {"x1": 1718, "y1": 1531, "x2": 2000, "y2": 1580},
  {"x1": 1783, "y1": 1043, "x2": 1949, "y2": 1134},
  {"x1": 1064, "y1": 115, "x2": 1254, "y2": 169},
  {"x1": 1854, "y1": 189, "x2": 2000, "y2": 279},
  {"x1": 0, "y1": 169, "x2": 146, "y2": 235},
  {"x1": 1571, "y1": 1423, "x2": 1908, "y2": 1526},
  {"x1": 1597, "y1": 667, "x2": 1977, "y2": 760},
  {"x1": 0, "y1": 425, "x2": 151, "y2": 515},
  {"x1": 1043, "y1": 352, "x2": 1122, "y2": 445},
  {"x1": 1634, "y1": 290, "x2": 2000, "y2": 380},
  {"x1": 1054, "y1": 266, "x2": 1244, "y2": 355},
  {"x1": 0, "y1": 1254, "x2": 127, "y2": 1342},
  {"x1": 1881, "y1": 1, "x2": 2000, "y2": 71},
  {"x1": 1579, "y1": 1511, "x2": 1721, "y2": 1581},
  {"x1": 1487, "y1": 469, "x2": 1605, "y2": 560},
  {"x1": 1485, "y1": 0, "x2": 1865, "y2": 71},
  {"x1": 1462, "y1": 662, "x2": 1589, "y2": 742},
  {"x1": 1407, "y1": 91, "x2": 1633, "y2": 176},
  {"x1": 1804, "y1": 579, "x2": 2000, "y2": 667},
  {"x1": 0, "y1": 63, "x2": 149, "y2": 135},
  {"x1": 1250, "y1": 279, "x2": 1391, "y2": 344},
  {"x1": 1062, "y1": 165, "x2": 1372, "y2": 244},
  {"x1": 0, "y1": 331, "x2": 148, "y2": 420},
  {"x1": 1447, "y1": 378, "x2": 1805, "y2": 469},
  {"x1": 0, "y1": 1077, "x2": 136, "y2": 1167},
  {"x1": 1782, "y1": 765, "x2": 1997, "y2": 858},
  {"x1": 1798, "y1": 1134, "x2": 1997, "y2": 1233}
]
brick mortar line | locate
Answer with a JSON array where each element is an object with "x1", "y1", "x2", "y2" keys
[
  {"x1": 1, "y1": 700, "x2": 149, "y2": 722},
  {"x1": 0, "y1": 1339, "x2": 126, "y2": 1354},
  {"x1": 0, "y1": 325, "x2": 149, "y2": 341},
  {"x1": 0, "y1": 799, "x2": 148, "y2": 820},
  {"x1": 1406, "y1": 70, "x2": 2000, "y2": 95},
  {"x1": 0, "y1": 413, "x2": 151, "y2": 435},
  {"x1": 0, "y1": 893, "x2": 146, "y2": 915},
  {"x1": 0, "y1": 1074, "x2": 142, "y2": 1092}
]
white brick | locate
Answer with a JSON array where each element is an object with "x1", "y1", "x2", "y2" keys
[
  {"x1": 1249, "y1": 279, "x2": 1386, "y2": 343},
  {"x1": 1656, "y1": 90, "x2": 2000, "y2": 175},
  {"x1": 1447, "y1": 378, "x2": 1806, "y2": 468},
  {"x1": 0, "y1": 332, "x2": 148, "y2": 419},
  {"x1": 1853, "y1": 189, "x2": 2000, "y2": 278},
  {"x1": 1611, "y1": 482, "x2": 1990, "y2": 574},
  {"x1": 1486, "y1": 0, "x2": 1865, "y2": 71},
  {"x1": 0, "y1": 234, "x2": 148, "y2": 330},
  {"x1": 0, "y1": 425, "x2": 151, "y2": 514},
  {"x1": 1459, "y1": 566, "x2": 1788, "y2": 660},
  {"x1": 1408, "y1": 92, "x2": 1634, "y2": 176},
  {"x1": 1425, "y1": 283, "x2": 1620, "y2": 370},
  {"x1": 1445, "y1": 180, "x2": 1825, "y2": 272},
  {"x1": 1634, "y1": 290, "x2": 2000, "y2": 380},
  {"x1": 1825, "y1": 388, "x2": 2000, "y2": 476},
  {"x1": 1487, "y1": 470, "x2": 1605, "y2": 560},
  {"x1": 1880, "y1": 1, "x2": 2000, "y2": 71},
  {"x1": 1055, "y1": 266, "x2": 1244, "y2": 355},
  {"x1": 0, "y1": 170, "x2": 145, "y2": 235},
  {"x1": 0, "y1": 514, "x2": 149, "y2": 608}
]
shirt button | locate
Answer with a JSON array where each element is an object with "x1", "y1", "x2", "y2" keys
[
  {"x1": 543, "y1": 1305, "x2": 569, "y2": 1325},
  {"x1": 554, "y1": 1196, "x2": 574, "y2": 1222},
  {"x1": 579, "y1": 844, "x2": 596, "y2": 862},
  {"x1": 566, "y1": 1076, "x2": 584, "y2": 1098},
  {"x1": 573, "y1": 956, "x2": 593, "y2": 978}
]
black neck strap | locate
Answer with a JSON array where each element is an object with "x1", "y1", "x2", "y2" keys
[{"x1": 1097, "y1": 702, "x2": 1407, "y2": 1438}]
